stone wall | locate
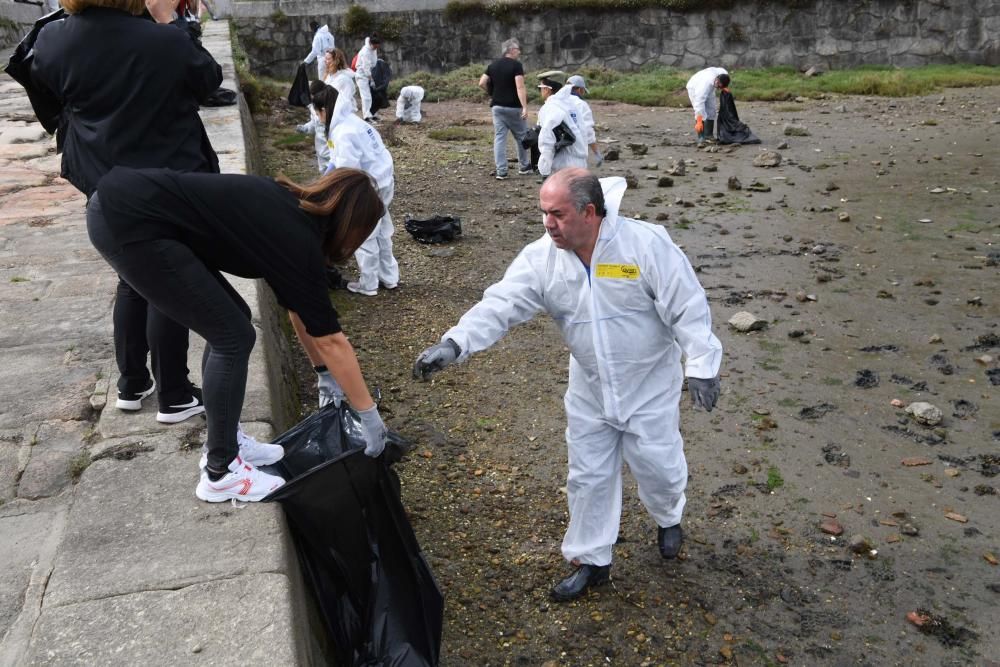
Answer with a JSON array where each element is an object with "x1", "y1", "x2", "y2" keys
[{"x1": 229, "y1": 0, "x2": 1000, "y2": 79}]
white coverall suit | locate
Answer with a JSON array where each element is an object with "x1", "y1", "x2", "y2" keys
[
  {"x1": 296, "y1": 105, "x2": 331, "y2": 172},
  {"x1": 324, "y1": 98, "x2": 399, "y2": 292},
  {"x1": 570, "y1": 94, "x2": 597, "y2": 163},
  {"x1": 354, "y1": 38, "x2": 378, "y2": 120},
  {"x1": 395, "y1": 85, "x2": 425, "y2": 123},
  {"x1": 537, "y1": 85, "x2": 589, "y2": 177},
  {"x1": 440, "y1": 178, "x2": 723, "y2": 566},
  {"x1": 325, "y1": 68, "x2": 358, "y2": 114},
  {"x1": 685, "y1": 66, "x2": 728, "y2": 123},
  {"x1": 303, "y1": 25, "x2": 335, "y2": 81}
]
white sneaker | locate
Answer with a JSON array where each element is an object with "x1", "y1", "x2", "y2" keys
[
  {"x1": 347, "y1": 281, "x2": 377, "y2": 296},
  {"x1": 198, "y1": 426, "x2": 284, "y2": 468},
  {"x1": 195, "y1": 454, "x2": 284, "y2": 502},
  {"x1": 379, "y1": 280, "x2": 398, "y2": 290}
]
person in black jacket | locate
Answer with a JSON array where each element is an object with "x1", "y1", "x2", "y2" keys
[
  {"x1": 88, "y1": 167, "x2": 389, "y2": 501},
  {"x1": 30, "y1": 0, "x2": 222, "y2": 424}
]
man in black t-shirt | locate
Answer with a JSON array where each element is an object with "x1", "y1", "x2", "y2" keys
[{"x1": 479, "y1": 38, "x2": 532, "y2": 180}]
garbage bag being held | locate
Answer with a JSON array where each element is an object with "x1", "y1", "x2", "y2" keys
[
  {"x1": 716, "y1": 89, "x2": 760, "y2": 145},
  {"x1": 288, "y1": 62, "x2": 311, "y2": 108}
]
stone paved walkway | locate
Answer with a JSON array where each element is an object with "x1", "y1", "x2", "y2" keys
[{"x1": 0, "y1": 22, "x2": 304, "y2": 665}]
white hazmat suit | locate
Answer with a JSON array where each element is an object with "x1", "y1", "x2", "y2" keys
[
  {"x1": 303, "y1": 25, "x2": 335, "y2": 81},
  {"x1": 395, "y1": 85, "x2": 425, "y2": 123},
  {"x1": 324, "y1": 98, "x2": 399, "y2": 292},
  {"x1": 570, "y1": 94, "x2": 598, "y2": 163},
  {"x1": 325, "y1": 67, "x2": 358, "y2": 113},
  {"x1": 685, "y1": 66, "x2": 728, "y2": 122},
  {"x1": 296, "y1": 105, "x2": 330, "y2": 172},
  {"x1": 537, "y1": 85, "x2": 589, "y2": 177},
  {"x1": 354, "y1": 37, "x2": 378, "y2": 120},
  {"x1": 439, "y1": 177, "x2": 723, "y2": 566}
]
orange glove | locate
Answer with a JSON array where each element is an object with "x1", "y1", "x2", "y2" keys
[{"x1": 694, "y1": 115, "x2": 704, "y2": 134}]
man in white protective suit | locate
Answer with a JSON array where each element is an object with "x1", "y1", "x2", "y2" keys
[
  {"x1": 566, "y1": 74, "x2": 603, "y2": 166},
  {"x1": 314, "y1": 87, "x2": 399, "y2": 299},
  {"x1": 412, "y1": 169, "x2": 723, "y2": 602},
  {"x1": 303, "y1": 21, "x2": 335, "y2": 81},
  {"x1": 354, "y1": 34, "x2": 381, "y2": 121},
  {"x1": 535, "y1": 72, "x2": 589, "y2": 177},
  {"x1": 685, "y1": 66, "x2": 729, "y2": 146},
  {"x1": 395, "y1": 85, "x2": 425, "y2": 124}
]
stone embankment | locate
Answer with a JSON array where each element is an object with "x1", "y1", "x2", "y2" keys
[{"x1": 0, "y1": 22, "x2": 308, "y2": 665}]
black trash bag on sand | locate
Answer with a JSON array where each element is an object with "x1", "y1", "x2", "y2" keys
[
  {"x1": 3, "y1": 9, "x2": 66, "y2": 134},
  {"x1": 288, "y1": 62, "x2": 312, "y2": 108},
  {"x1": 717, "y1": 89, "x2": 760, "y2": 145},
  {"x1": 261, "y1": 403, "x2": 443, "y2": 667},
  {"x1": 404, "y1": 215, "x2": 461, "y2": 244}
]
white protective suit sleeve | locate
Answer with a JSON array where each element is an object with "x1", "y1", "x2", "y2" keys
[
  {"x1": 576, "y1": 98, "x2": 596, "y2": 145},
  {"x1": 304, "y1": 27, "x2": 331, "y2": 64},
  {"x1": 686, "y1": 66, "x2": 727, "y2": 120},
  {"x1": 329, "y1": 127, "x2": 365, "y2": 171},
  {"x1": 441, "y1": 246, "x2": 549, "y2": 360},
  {"x1": 647, "y1": 231, "x2": 723, "y2": 379},
  {"x1": 536, "y1": 102, "x2": 562, "y2": 177}
]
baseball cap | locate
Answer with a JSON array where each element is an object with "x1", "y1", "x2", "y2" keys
[
  {"x1": 567, "y1": 75, "x2": 588, "y2": 91},
  {"x1": 537, "y1": 70, "x2": 567, "y2": 87}
]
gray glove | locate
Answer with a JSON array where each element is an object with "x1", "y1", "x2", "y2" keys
[
  {"x1": 594, "y1": 149, "x2": 604, "y2": 167},
  {"x1": 357, "y1": 405, "x2": 386, "y2": 457},
  {"x1": 412, "y1": 339, "x2": 460, "y2": 380},
  {"x1": 688, "y1": 376, "x2": 721, "y2": 412},
  {"x1": 317, "y1": 369, "x2": 344, "y2": 408}
]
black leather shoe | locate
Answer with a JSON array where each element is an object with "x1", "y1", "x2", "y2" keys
[
  {"x1": 550, "y1": 564, "x2": 611, "y2": 602},
  {"x1": 658, "y1": 524, "x2": 684, "y2": 559}
]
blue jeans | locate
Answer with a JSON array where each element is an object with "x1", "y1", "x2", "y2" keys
[
  {"x1": 492, "y1": 106, "x2": 530, "y2": 175},
  {"x1": 88, "y1": 194, "x2": 253, "y2": 472}
]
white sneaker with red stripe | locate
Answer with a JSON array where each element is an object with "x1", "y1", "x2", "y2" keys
[
  {"x1": 198, "y1": 426, "x2": 284, "y2": 469},
  {"x1": 195, "y1": 454, "x2": 284, "y2": 503}
]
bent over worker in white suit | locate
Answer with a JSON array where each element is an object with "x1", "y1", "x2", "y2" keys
[
  {"x1": 685, "y1": 66, "x2": 729, "y2": 145},
  {"x1": 314, "y1": 87, "x2": 399, "y2": 297},
  {"x1": 412, "y1": 169, "x2": 723, "y2": 602}
]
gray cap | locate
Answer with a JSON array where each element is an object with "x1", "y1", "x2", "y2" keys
[{"x1": 567, "y1": 75, "x2": 588, "y2": 91}]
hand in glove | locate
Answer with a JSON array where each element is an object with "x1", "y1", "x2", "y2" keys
[
  {"x1": 413, "y1": 339, "x2": 460, "y2": 380},
  {"x1": 694, "y1": 114, "x2": 704, "y2": 135},
  {"x1": 357, "y1": 405, "x2": 387, "y2": 457},
  {"x1": 594, "y1": 149, "x2": 604, "y2": 167},
  {"x1": 316, "y1": 369, "x2": 345, "y2": 408},
  {"x1": 688, "y1": 376, "x2": 720, "y2": 412}
]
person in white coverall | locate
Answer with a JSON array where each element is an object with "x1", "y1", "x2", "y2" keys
[
  {"x1": 303, "y1": 21, "x2": 335, "y2": 81},
  {"x1": 413, "y1": 169, "x2": 723, "y2": 602},
  {"x1": 685, "y1": 66, "x2": 729, "y2": 145},
  {"x1": 354, "y1": 34, "x2": 380, "y2": 121},
  {"x1": 313, "y1": 86, "x2": 399, "y2": 298},
  {"x1": 323, "y1": 48, "x2": 358, "y2": 113},
  {"x1": 395, "y1": 85, "x2": 425, "y2": 123},
  {"x1": 296, "y1": 80, "x2": 333, "y2": 172},
  {"x1": 535, "y1": 73, "x2": 589, "y2": 177},
  {"x1": 567, "y1": 74, "x2": 603, "y2": 166}
]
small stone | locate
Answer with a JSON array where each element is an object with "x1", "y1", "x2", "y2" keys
[
  {"x1": 820, "y1": 518, "x2": 843, "y2": 536},
  {"x1": 905, "y1": 401, "x2": 942, "y2": 426},
  {"x1": 702, "y1": 164, "x2": 718, "y2": 172},
  {"x1": 985, "y1": 552, "x2": 998, "y2": 566},
  {"x1": 944, "y1": 511, "x2": 968, "y2": 523},
  {"x1": 918, "y1": 218, "x2": 933, "y2": 224},
  {"x1": 900, "y1": 523, "x2": 919, "y2": 536},
  {"x1": 747, "y1": 180, "x2": 772, "y2": 192},
  {"x1": 837, "y1": 212, "x2": 851, "y2": 222},
  {"x1": 628, "y1": 143, "x2": 649, "y2": 156},
  {"x1": 803, "y1": 66, "x2": 823, "y2": 77},
  {"x1": 901, "y1": 457, "x2": 933, "y2": 467},
  {"x1": 834, "y1": 104, "x2": 847, "y2": 113},
  {"x1": 624, "y1": 171, "x2": 639, "y2": 188},
  {"x1": 944, "y1": 468, "x2": 960, "y2": 478},
  {"x1": 604, "y1": 149, "x2": 620, "y2": 161},
  {"x1": 891, "y1": 399, "x2": 905, "y2": 408},
  {"x1": 728, "y1": 312, "x2": 768, "y2": 332},
  {"x1": 753, "y1": 150, "x2": 782, "y2": 168},
  {"x1": 928, "y1": 334, "x2": 943, "y2": 343},
  {"x1": 657, "y1": 176, "x2": 674, "y2": 187},
  {"x1": 732, "y1": 463, "x2": 748, "y2": 475},
  {"x1": 783, "y1": 123, "x2": 810, "y2": 136},
  {"x1": 848, "y1": 534, "x2": 873, "y2": 554},
  {"x1": 727, "y1": 176, "x2": 742, "y2": 190},
  {"x1": 776, "y1": 141, "x2": 789, "y2": 150},
  {"x1": 974, "y1": 354, "x2": 994, "y2": 365}
]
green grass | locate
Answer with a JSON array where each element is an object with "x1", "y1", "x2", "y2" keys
[
  {"x1": 9, "y1": 277, "x2": 28, "y2": 283},
  {"x1": 766, "y1": 465, "x2": 785, "y2": 492},
  {"x1": 427, "y1": 127, "x2": 482, "y2": 142},
  {"x1": 273, "y1": 132, "x2": 310, "y2": 147},
  {"x1": 392, "y1": 64, "x2": 1000, "y2": 107}
]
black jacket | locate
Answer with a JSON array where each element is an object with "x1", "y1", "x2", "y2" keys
[{"x1": 30, "y1": 7, "x2": 222, "y2": 195}]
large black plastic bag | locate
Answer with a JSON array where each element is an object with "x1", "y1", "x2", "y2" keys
[
  {"x1": 404, "y1": 215, "x2": 461, "y2": 244},
  {"x1": 288, "y1": 62, "x2": 311, "y2": 107},
  {"x1": 3, "y1": 9, "x2": 66, "y2": 133},
  {"x1": 717, "y1": 90, "x2": 760, "y2": 145},
  {"x1": 262, "y1": 404, "x2": 443, "y2": 666}
]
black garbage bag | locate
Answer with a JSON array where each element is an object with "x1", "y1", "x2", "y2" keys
[
  {"x1": 370, "y1": 59, "x2": 392, "y2": 113},
  {"x1": 3, "y1": 9, "x2": 66, "y2": 134},
  {"x1": 717, "y1": 89, "x2": 760, "y2": 145},
  {"x1": 403, "y1": 215, "x2": 461, "y2": 244},
  {"x1": 203, "y1": 86, "x2": 237, "y2": 107},
  {"x1": 288, "y1": 62, "x2": 311, "y2": 108},
  {"x1": 262, "y1": 403, "x2": 442, "y2": 667}
]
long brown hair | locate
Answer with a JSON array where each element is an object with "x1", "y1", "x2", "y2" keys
[
  {"x1": 276, "y1": 169, "x2": 384, "y2": 262},
  {"x1": 62, "y1": 0, "x2": 144, "y2": 14},
  {"x1": 326, "y1": 48, "x2": 349, "y2": 73}
]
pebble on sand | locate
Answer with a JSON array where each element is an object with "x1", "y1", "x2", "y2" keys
[
  {"x1": 728, "y1": 312, "x2": 768, "y2": 332},
  {"x1": 905, "y1": 401, "x2": 943, "y2": 426}
]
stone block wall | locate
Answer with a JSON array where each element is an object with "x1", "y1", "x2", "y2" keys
[{"x1": 229, "y1": 0, "x2": 1000, "y2": 79}]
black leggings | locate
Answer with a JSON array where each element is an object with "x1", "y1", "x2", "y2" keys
[{"x1": 88, "y1": 195, "x2": 254, "y2": 472}]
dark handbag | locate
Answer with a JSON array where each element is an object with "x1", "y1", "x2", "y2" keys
[
  {"x1": 3, "y1": 8, "x2": 66, "y2": 134},
  {"x1": 287, "y1": 62, "x2": 311, "y2": 108},
  {"x1": 553, "y1": 121, "x2": 576, "y2": 151},
  {"x1": 202, "y1": 86, "x2": 237, "y2": 107},
  {"x1": 520, "y1": 126, "x2": 539, "y2": 150}
]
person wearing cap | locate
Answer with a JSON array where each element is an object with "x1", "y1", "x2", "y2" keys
[
  {"x1": 354, "y1": 33, "x2": 381, "y2": 121},
  {"x1": 479, "y1": 38, "x2": 532, "y2": 180},
  {"x1": 567, "y1": 74, "x2": 603, "y2": 167},
  {"x1": 685, "y1": 67, "x2": 730, "y2": 146},
  {"x1": 303, "y1": 20, "x2": 336, "y2": 81},
  {"x1": 536, "y1": 71, "x2": 589, "y2": 178}
]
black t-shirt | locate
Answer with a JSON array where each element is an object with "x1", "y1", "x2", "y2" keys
[
  {"x1": 97, "y1": 167, "x2": 341, "y2": 337},
  {"x1": 485, "y1": 57, "x2": 524, "y2": 108}
]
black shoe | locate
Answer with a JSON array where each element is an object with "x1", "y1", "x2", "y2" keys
[
  {"x1": 116, "y1": 378, "x2": 156, "y2": 411},
  {"x1": 550, "y1": 564, "x2": 611, "y2": 602},
  {"x1": 658, "y1": 524, "x2": 683, "y2": 559},
  {"x1": 156, "y1": 386, "x2": 205, "y2": 424}
]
